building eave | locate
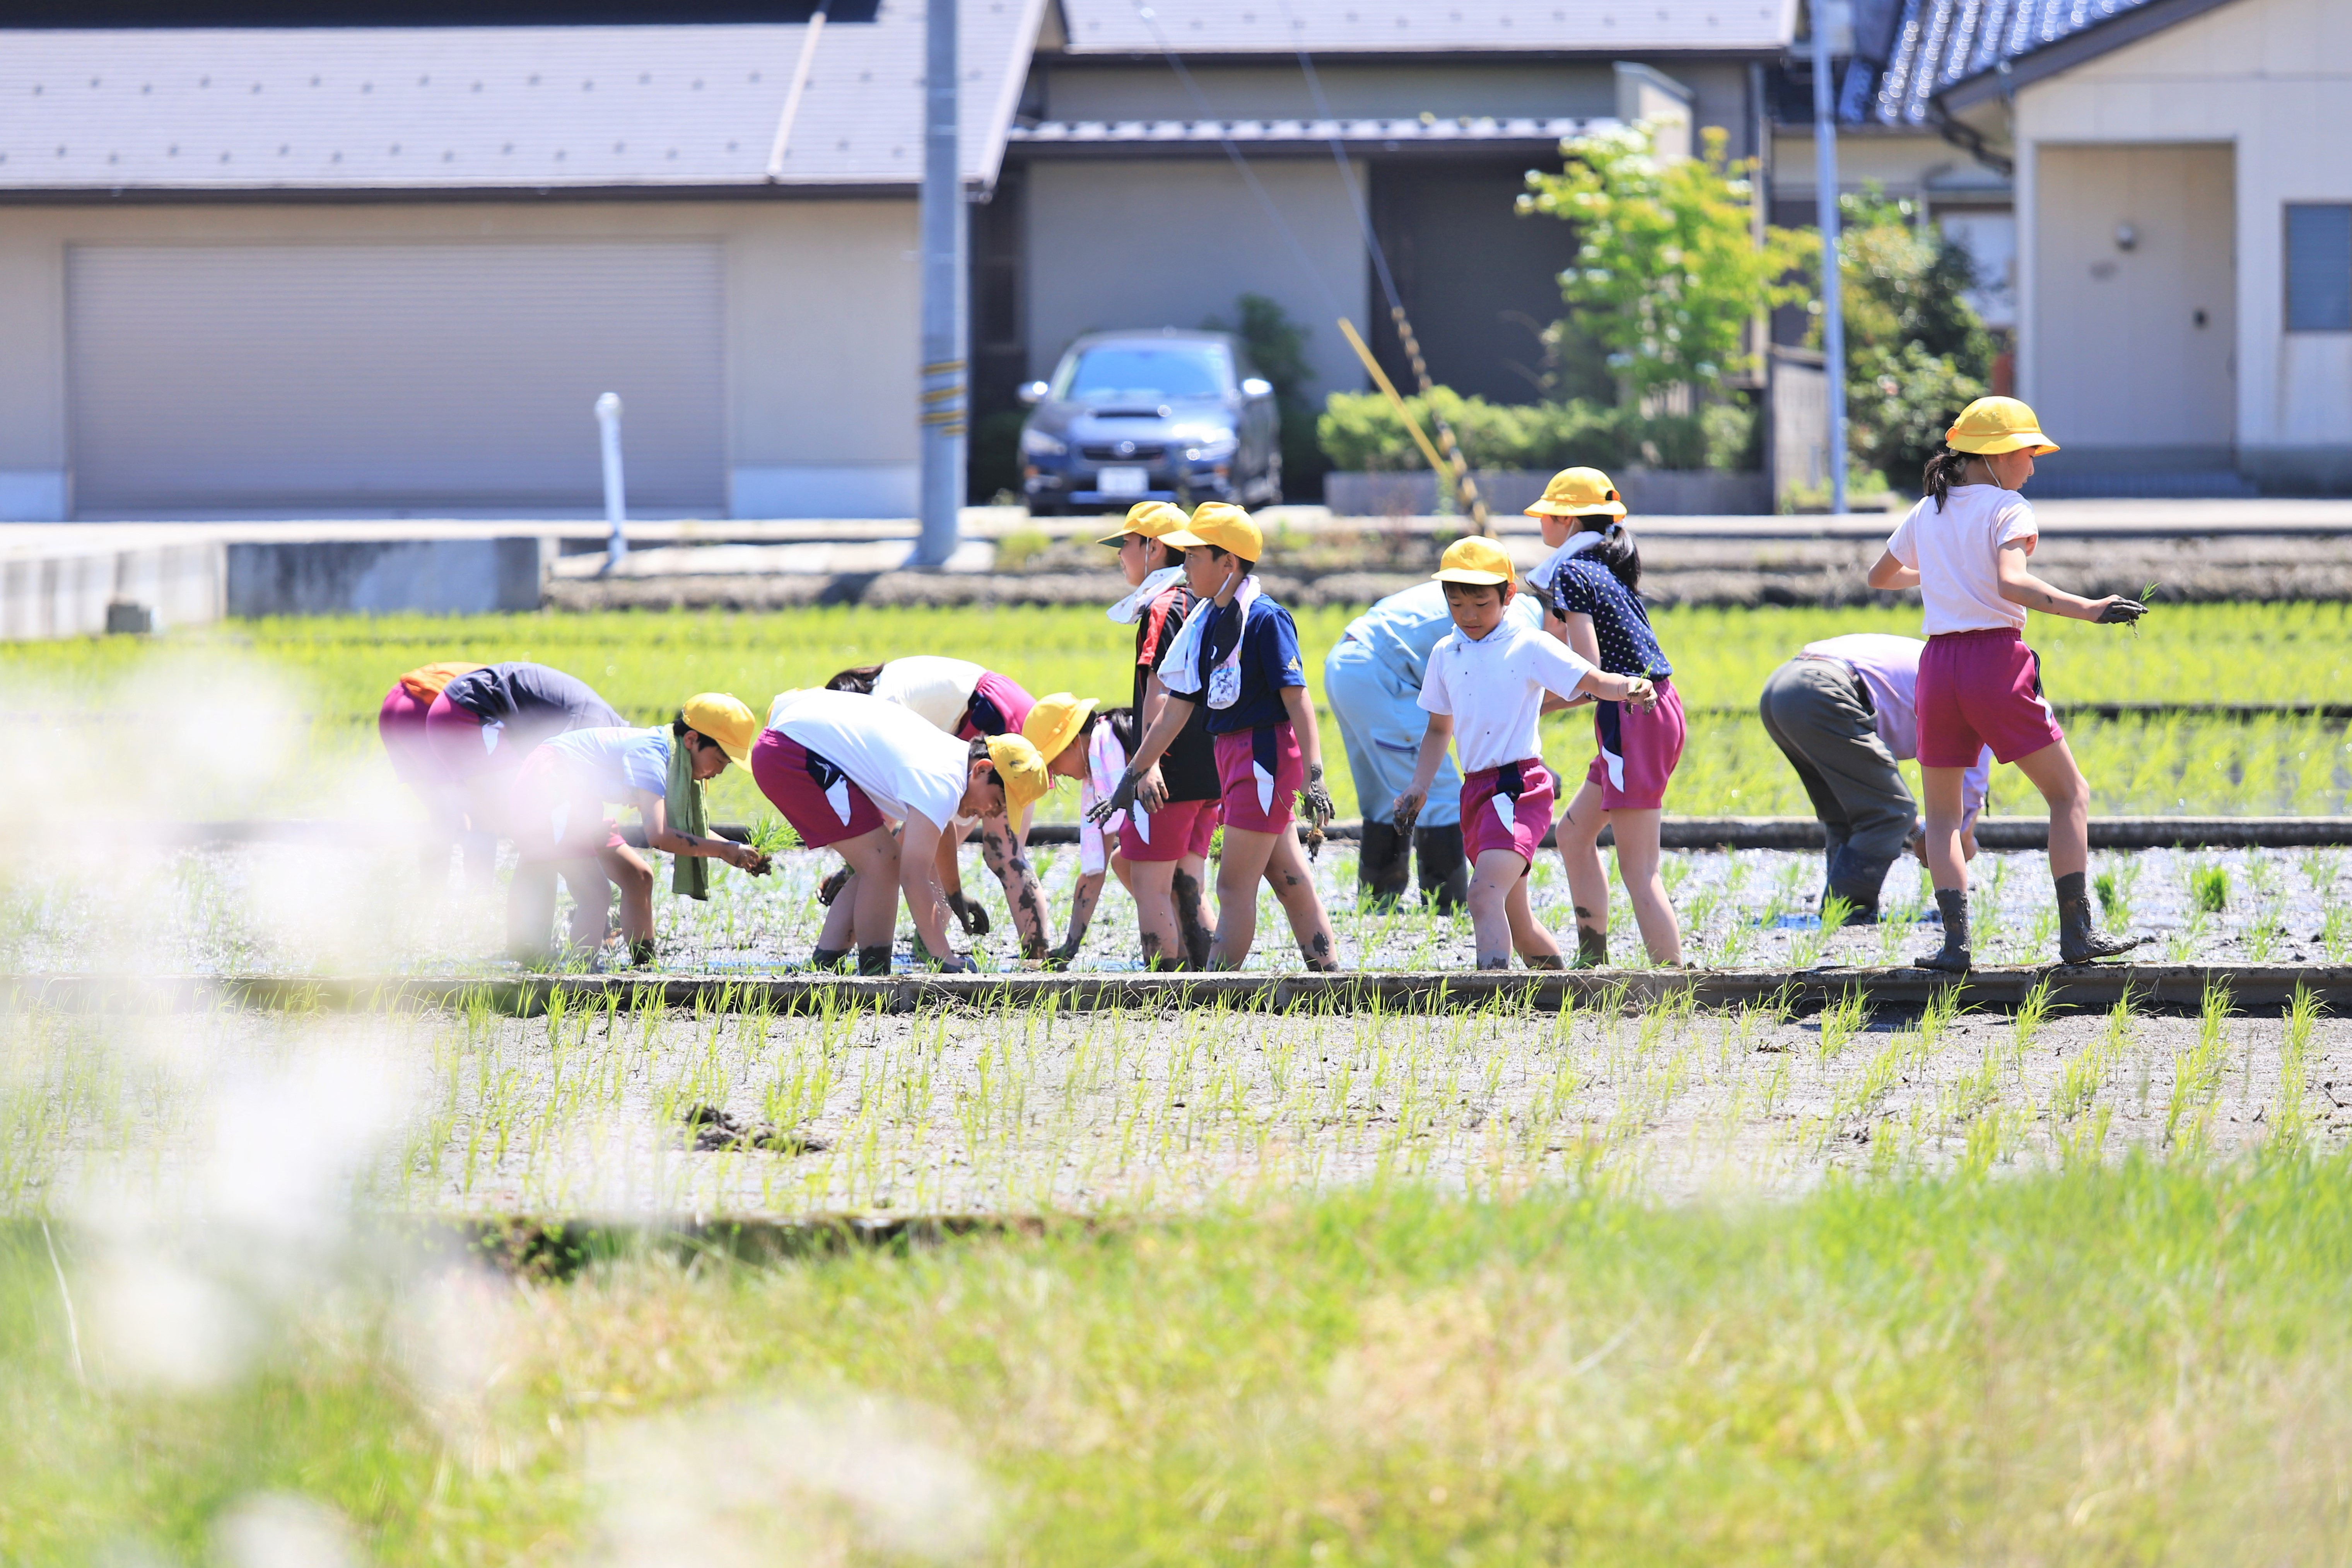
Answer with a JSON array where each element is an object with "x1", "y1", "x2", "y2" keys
[{"x1": 1936, "y1": 0, "x2": 2244, "y2": 113}]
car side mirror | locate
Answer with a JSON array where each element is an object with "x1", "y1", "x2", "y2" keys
[
  {"x1": 1240, "y1": 377, "x2": 1273, "y2": 398},
  {"x1": 1017, "y1": 380, "x2": 1048, "y2": 406}
]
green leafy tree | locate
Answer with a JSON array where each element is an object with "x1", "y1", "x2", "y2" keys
[
  {"x1": 1521, "y1": 123, "x2": 1811, "y2": 403},
  {"x1": 1820, "y1": 188, "x2": 1998, "y2": 490},
  {"x1": 1204, "y1": 293, "x2": 1328, "y2": 498}
]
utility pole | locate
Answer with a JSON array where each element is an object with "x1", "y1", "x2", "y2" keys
[
  {"x1": 914, "y1": 0, "x2": 965, "y2": 567},
  {"x1": 1810, "y1": 0, "x2": 1850, "y2": 515}
]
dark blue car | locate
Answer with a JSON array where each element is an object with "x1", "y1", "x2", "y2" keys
[{"x1": 1017, "y1": 329, "x2": 1281, "y2": 515}]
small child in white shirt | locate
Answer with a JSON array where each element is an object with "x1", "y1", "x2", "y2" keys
[{"x1": 1391, "y1": 537, "x2": 1659, "y2": 971}]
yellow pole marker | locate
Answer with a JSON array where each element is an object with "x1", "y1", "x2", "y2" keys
[{"x1": 1336, "y1": 317, "x2": 1492, "y2": 536}]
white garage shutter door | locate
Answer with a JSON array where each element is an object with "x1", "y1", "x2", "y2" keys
[{"x1": 68, "y1": 242, "x2": 725, "y2": 516}]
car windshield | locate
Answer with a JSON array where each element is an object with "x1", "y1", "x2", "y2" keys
[{"x1": 1053, "y1": 344, "x2": 1229, "y2": 403}]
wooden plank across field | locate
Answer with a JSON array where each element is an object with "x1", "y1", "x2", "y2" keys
[{"x1": 7, "y1": 963, "x2": 2346, "y2": 1018}]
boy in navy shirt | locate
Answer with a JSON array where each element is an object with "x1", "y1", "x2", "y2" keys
[{"x1": 1092, "y1": 503, "x2": 1339, "y2": 970}]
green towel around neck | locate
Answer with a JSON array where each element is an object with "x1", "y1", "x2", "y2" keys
[{"x1": 664, "y1": 735, "x2": 711, "y2": 901}]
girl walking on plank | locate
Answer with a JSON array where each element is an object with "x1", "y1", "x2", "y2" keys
[
  {"x1": 1525, "y1": 467, "x2": 1685, "y2": 967},
  {"x1": 507, "y1": 696, "x2": 770, "y2": 966},
  {"x1": 1092, "y1": 503, "x2": 1339, "y2": 971},
  {"x1": 754, "y1": 688, "x2": 1051, "y2": 975},
  {"x1": 1390, "y1": 539, "x2": 1659, "y2": 971},
  {"x1": 1865, "y1": 397, "x2": 2145, "y2": 971},
  {"x1": 1100, "y1": 500, "x2": 1220, "y2": 967}
]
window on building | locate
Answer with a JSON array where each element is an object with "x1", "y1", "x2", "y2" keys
[{"x1": 2285, "y1": 204, "x2": 2352, "y2": 332}]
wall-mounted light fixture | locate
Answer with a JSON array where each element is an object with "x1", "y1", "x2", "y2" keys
[{"x1": 2115, "y1": 222, "x2": 2140, "y2": 252}]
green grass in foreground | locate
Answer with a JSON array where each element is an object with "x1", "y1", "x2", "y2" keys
[
  {"x1": 4, "y1": 602, "x2": 2350, "y2": 818},
  {"x1": 8, "y1": 1160, "x2": 2352, "y2": 1561}
]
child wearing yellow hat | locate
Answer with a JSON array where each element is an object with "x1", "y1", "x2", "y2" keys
[
  {"x1": 506, "y1": 694, "x2": 772, "y2": 967},
  {"x1": 1865, "y1": 396, "x2": 2145, "y2": 971},
  {"x1": 1525, "y1": 467, "x2": 1685, "y2": 967},
  {"x1": 1391, "y1": 539, "x2": 1660, "y2": 970},
  {"x1": 1020, "y1": 694, "x2": 1162, "y2": 967},
  {"x1": 1098, "y1": 499, "x2": 1220, "y2": 968},
  {"x1": 1093, "y1": 502, "x2": 1339, "y2": 971},
  {"x1": 753, "y1": 688, "x2": 1051, "y2": 974}
]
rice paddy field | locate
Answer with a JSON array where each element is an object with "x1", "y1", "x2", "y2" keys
[{"x1": 7, "y1": 600, "x2": 2352, "y2": 1561}]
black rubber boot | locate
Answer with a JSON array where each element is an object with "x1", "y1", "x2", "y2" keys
[
  {"x1": 1821, "y1": 826, "x2": 1849, "y2": 903},
  {"x1": 2056, "y1": 871, "x2": 2143, "y2": 964},
  {"x1": 629, "y1": 938, "x2": 657, "y2": 968},
  {"x1": 856, "y1": 944, "x2": 893, "y2": 977},
  {"x1": 808, "y1": 946, "x2": 851, "y2": 973},
  {"x1": 1915, "y1": 889, "x2": 1972, "y2": 973},
  {"x1": 1573, "y1": 926, "x2": 1609, "y2": 968},
  {"x1": 1356, "y1": 821, "x2": 1413, "y2": 910},
  {"x1": 1825, "y1": 846, "x2": 1895, "y2": 926},
  {"x1": 1414, "y1": 824, "x2": 1469, "y2": 915}
]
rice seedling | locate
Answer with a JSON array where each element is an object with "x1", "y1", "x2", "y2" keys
[
  {"x1": 2164, "y1": 981, "x2": 2234, "y2": 1155},
  {"x1": 2270, "y1": 986, "x2": 2321, "y2": 1156},
  {"x1": 2190, "y1": 861, "x2": 2231, "y2": 915},
  {"x1": 1815, "y1": 988, "x2": 1871, "y2": 1058},
  {"x1": 2323, "y1": 907, "x2": 2352, "y2": 966},
  {"x1": 2009, "y1": 976, "x2": 2055, "y2": 1071}
]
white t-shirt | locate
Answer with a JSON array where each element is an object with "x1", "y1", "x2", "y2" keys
[
  {"x1": 873, "y1": 656, "x2": 985, "y2": 734},
  {"x1": 1885, "y1": 485, "x2": 2037, "y2": 635},
  {"x1": 767, "y1": 688, "x2": 972, "y2": 832},
  {"x1": 1419, "y1": 618, "x2": 1601, "y2": 774},
  {"x1": 544, "y1": 727, "x2": 670, "y2": 802}
]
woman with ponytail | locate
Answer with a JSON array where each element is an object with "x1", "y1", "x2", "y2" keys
[
  {"x1": 1525, "y1": 467, "x2": 1685, "y2": 967},
  {"x1": 1866, "y1": 397, "x2": 2145, "y2": 971}
]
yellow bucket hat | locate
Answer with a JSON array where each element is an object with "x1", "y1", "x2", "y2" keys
[
  {"x1": 1021, "y1": 692, "x2": 1098, "y2": 763},
  {"x1": 1945, "y1": 396, "x2": 2059, "y2": 456},
  {"x1": 1525, "y1": 466, "x2": 1626, "y2": 519},
  {"x1": 1159, "y1": 501, "x2": 1264, "y2": 561},
  {"x1": 1431, "y1": 536, "x2": 1517, "y2": 587},
  {"x1": 1095, "y1": 500, "x2": 1189, "y2": 547},
  {"x1": 984, "y1": 733, "x2": 1054, "y2": 817},
  {"x1": 680, "y1": 692, "x2": 758, "y2": 768}
]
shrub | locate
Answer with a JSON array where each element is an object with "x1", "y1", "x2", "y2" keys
[{"x1": 1317, "y1": 389, "x2": 1753, "y2": 474}]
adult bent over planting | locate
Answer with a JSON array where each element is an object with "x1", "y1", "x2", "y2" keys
[{"x1": 755, "y1": 688, "x2": 1051, "y2": 974}]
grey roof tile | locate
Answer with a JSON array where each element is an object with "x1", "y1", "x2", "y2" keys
[
  {"x1": 1055, "y1": 0, "x2": 1797, "y2": 55},
  {"x1": 0, "y1": 2, "x2": 1039, "y2": 192},
  {"x1": 1868, "y1": 0, "x2": 2153, "y2": 125}
]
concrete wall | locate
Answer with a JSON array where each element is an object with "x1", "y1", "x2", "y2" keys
[
  {"x1": 0, "y1": 534, "x2": 225, "y2": 638},
  {"x1": 224, "y1": 538, "x2": 545, "y2": 616},
  {"x1": 2014, "y1": 0, "x2": 2352, "y2": 486},
  {"x1": 1025, "y1": 159, "x2": 1372, "y2": 404},
  {"x1": 0, "y1": 199, "x2": 923, "y2": 520}
]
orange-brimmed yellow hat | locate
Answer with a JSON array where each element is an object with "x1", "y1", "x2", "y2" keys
[
  {"x1": 396, "y1": 660, "x2": 486, "y2": 703},
  {"x1": 984, "y1": 733, "x2": 1054, "y2": 817},
  {"x1": 1431, "y1": 536, "x2": 1517, "y2": 587},
  {"x1": 681, "y1": 692, "x2": 759, "y2": 768},
  {"x1": 1021, "y1": 692, "x2": 1098, "y2": 763},
  {"x1": 1159, "y1": 501, "x2": 1263, "y2": 561},
  {"x1": 1525, "y1": 466, "x2": 1626, "y2": 519},
  {"x1": 1945, "y1": 396, "x2": 2059, "y2": 456},
  {"x1": 1095, "y1": 500, "x2": 1189, "y2": 546}
]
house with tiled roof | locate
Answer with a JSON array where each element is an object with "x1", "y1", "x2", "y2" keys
[{"x1": 0, "y1": 0, "x2": 1796, "y2": 519}]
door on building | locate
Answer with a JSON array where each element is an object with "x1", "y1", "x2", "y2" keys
[
  {"x1": 1368, "y1": 159, "x2": 1584, "y2": 405},
  {"x1": 67, "y1": 242, "x2": 726, "y2": 517},
  {"x1": 2033, "y1": 143, "x2": 2236, "y2": 464}
]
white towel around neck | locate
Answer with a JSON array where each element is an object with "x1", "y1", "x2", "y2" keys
[
  {"x1": 1160, "y1": 575, "x2": 1262, "y2": 710},
  {"x1": 1106, "y1": 565, "x2": 1185, "y2": 625}
]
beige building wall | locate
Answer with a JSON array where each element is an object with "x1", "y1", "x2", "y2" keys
[
  {"x1": 1024, "y1": 159, "x2": 1372, "y2": 403},
  {"x1": 0, "y1": 198, "x2": 922, "y2": 520},
  {"x1": 2012, "y1": 0, "x2": 2352, "y2": 483}
]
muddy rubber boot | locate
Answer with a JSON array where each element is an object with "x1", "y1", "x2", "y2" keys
[
  {"x1": 1414, "y1": 824, "x2": 1470, "y2": 915},
  {"x1": 1820, "y1": 826, "x2": 1849, "y2": 914},
  {"x1": 1572, "y1": 925, "x2": 1609, "y2": 968},
  {"x1": 1914, "y1": 889, "x2": 1972, "y2": 973},
  {"x1": 1525, "y1": 953, "x2": 1565, "y2": 971},
  {"x1": 1825, "y1": 846, "x2": 1895, "y2": 926},
  {"x1": 1356, "y1": 821, "x2": 1413, "y2": 910},
  {"x1": 807, "y1": 946, "x2": 851, "y2": 974},
  {"x1": 2056, "y1": 871, "x2": 2143, "y2": 965},
  {"x1": 629, "y1": 938, "x2": 657, "y2": 968},
  {"x1": 856, "y1": 944, "x2": 893, "y2": 977}
]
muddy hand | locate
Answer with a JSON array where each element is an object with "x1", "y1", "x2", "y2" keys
[
  {"x1": 817, "y1": 862, "x2": 852, "y2": 906},
  {"x1": 1390, "y1": 788, "x2": 1425, "y2": 835},
  {"x1": 946, "y1": 889, "x2": 992, "y2": 936},
  {"x1": 1089, "y1": 767, "x2": 1142, "y2": 827},
  {"x1": 1300, "y1": 762, "x2": 1336, "y2": 833},
  {"x1": 2096, "y1": 598, "x2": 2147, "y2": 626}
]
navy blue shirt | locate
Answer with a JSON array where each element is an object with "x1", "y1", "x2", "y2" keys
[
  {"x1": 440, "y1": 662, "x2": 624, "y2": 749},
  {"x1": 1549, "y1": 559, "x2": 1672, "y2": 679},
  {"x1": 1188, "y1": 594, "x2": 1307, "y2": 735}
]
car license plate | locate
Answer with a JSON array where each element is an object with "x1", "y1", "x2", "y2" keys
[{"x1": 1098, "y1": 466, "x2": 1148, "y2": 497}]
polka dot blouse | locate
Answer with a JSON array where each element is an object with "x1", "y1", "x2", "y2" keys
[{"x1": 1550, "y1": 558, "x2": 1672, "y2": 679}]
